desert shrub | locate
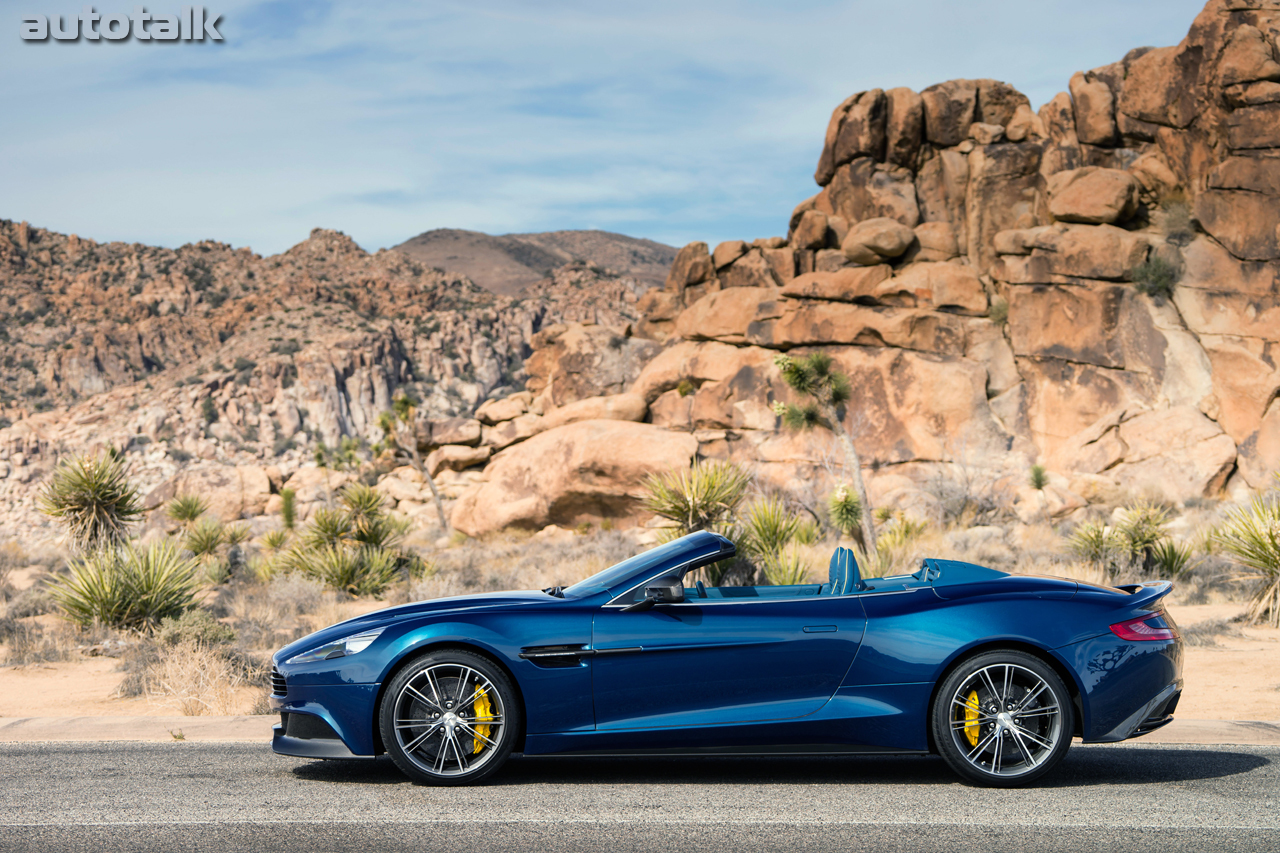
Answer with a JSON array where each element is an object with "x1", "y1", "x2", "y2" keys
[
  {"x1": 1029, "y1": 464, "x2": 1048, "y2": 491},
  {"x1": 1116, "y1": 501, "x2": 1171, "y2": 559},
  {"x1": 1160, "y1": 195, "x2": 1195, "y2": 244},
  {"x1": 1131, "y1": 255, "x2": 1180, "y2": 300},
  {"x1": 201, "y1": 397, "x2": 218, "y2": 423},
  {"x1": 643, "y1": 460, "x2": 751, "y2": 534},
  {"x1": 165, "y1": 495, "x2": 208, "y2": 527},
  {"x1": 37, "y1": 451, "x2": 143, "y2": 552},
  {"x1": 1180, "y1": 617, "x2": 1248, "y2": 647},
  {"x1": 1149, "y1": 539, "x2": 1197, "y2": 580},
  {"x1": 232, "y1": 357, "x2": 256, "y2": 372},
  {"x1": 759, "y1": 544, "x2": 813, "y2": 586},
  {"x1": 793, "y1": 519, "x2": 821, "y2": 546},
  {"x1": 676, "y1": 378, "x2": 695, "y2": 397},
  {"x1": 301, "y1": 508, "x2": 351, "y2": 550},
  {"x1": 741, "y1": 496, "x2": 802, "y2": 560},
  {"x1": 1068, "y1": 520, "x2": 1125, "y2": 573},
  {"x1": 987, "y1": 296, "x2": 1009, "y2": 324},
  {"x1": 224, "y1": 523, "x2": 251, "y2": 547},
  {"x1": 147, "y1": 638, "x2": 248, "y2": 715},
  {"x1": 49, "y1": 541, "x2": 199, "y2": 631},
  {"x1": 0, "y1": 541, "x2": 27, "y2": 593},
  {"x1": 184, "y1": 518, "x2": 226, "y2": 557},
  {"x1": 156, "y1": 609, "x2": 235, "y2": 647},
  {"x1": 5, "y1": 585, "x2": 54, "y2": 618},
  {"x1": 296, "y1": 545, "x2": 401, "y2": 597},
  {"x1": 265, "y1": 573, "x2": 326, "y2": 615},
  {"x1": 260, "y1": 529, "x2": 289, "y2": 552},
  {"x1": 827, "y1": 485, "x2": 862, "y2": 538},
  {"x1": 1213, "y1": 489, "x2": 1280, "y2": 627},
  {"x1": 1, "y1": 619, "x2": 74, "y2": 666}
]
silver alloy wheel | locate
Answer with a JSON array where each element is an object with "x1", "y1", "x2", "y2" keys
[
  {"x1": 947, "y1": 663, "x2": 1062, "y2": 778},
  {"x1": 392, "y1": 662, "x2": 506, "y2": 778}
]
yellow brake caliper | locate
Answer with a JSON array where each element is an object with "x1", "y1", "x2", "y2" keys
[
  {"x1": 963, "y1": 690, "x2": 981, "y2": 747},
  {"x1": 471, "y1": 687, "x2": 493, "y2": 754}
]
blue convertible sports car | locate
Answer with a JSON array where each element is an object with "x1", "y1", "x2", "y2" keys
[{"x1": 270, "y1": 530, "x2": 1183, "y2": 787}]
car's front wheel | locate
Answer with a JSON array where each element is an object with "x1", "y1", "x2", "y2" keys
[
  {"x1": 931, "y1": 650, "x2": 1074, "y2": 787},
  {"x1": 379, "y1": 649, "x2": 520, "y2": 785}
]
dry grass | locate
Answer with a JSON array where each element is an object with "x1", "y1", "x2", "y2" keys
[
  {"x1": 146, "y1": 638, "x2": 248, "y2": 715},
  {"x1": 424, "y1": 530, "x2": 638, "y2": 596}
]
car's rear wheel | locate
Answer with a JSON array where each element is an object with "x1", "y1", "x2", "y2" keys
[
  {"x1": 931, "y1": 650, "x2": 1073, "y2": 787},
  {"x1": 379, "y1": 649, "x2": 520, "y2": 786}
]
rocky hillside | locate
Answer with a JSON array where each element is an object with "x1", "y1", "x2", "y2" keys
[
  {"x1": 392, "y1": 229, "x2": 676, "y2": 296},
  {"x1": 434, "y1": 0, "x2": 1280, "y2": 536},
  {"x1": 0, "y1": 223, "x2": 654, "y2": 543}
]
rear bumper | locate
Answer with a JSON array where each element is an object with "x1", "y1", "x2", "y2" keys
[{"x1": 1113, "y1": 682, "x2": 1182, "y2": 741}]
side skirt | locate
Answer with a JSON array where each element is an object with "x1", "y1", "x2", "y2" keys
[{"x1": 524, "y1": 744, "x2": 931, "y2": 758}]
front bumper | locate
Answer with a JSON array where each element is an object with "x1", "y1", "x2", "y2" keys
[{"x1": 269, "y1": 680, "x2": 382, "y2": 757}]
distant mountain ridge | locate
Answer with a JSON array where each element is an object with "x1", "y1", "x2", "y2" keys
[{"x1": 392, "y1": 228, "x2": 676, "y2": 296}]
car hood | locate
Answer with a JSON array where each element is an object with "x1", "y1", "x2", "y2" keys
[{"x1": 274, "y1": 589, "x2": 557, "y2": 664}]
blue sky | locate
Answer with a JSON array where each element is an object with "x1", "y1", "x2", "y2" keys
[{"x1": 1, "y1": 1, "x2": 1208, "y2": 255}]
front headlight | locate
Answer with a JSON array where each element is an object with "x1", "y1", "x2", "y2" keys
[{"x1": 286, "y1": 627, "x2": 385, "y2": 664}]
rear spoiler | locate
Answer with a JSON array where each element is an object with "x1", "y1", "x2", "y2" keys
[{"x1": 1112, "y1": 580, "x2": 1173, "y2": 612}]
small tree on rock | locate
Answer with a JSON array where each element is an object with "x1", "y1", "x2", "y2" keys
[
  {"x1": 38, "y1": 450, "x2": 144, "y2": 553},
  {"x1": 771, "y1": 352, "x2": 877, "y2": 552},
  {"x1": 376, "y1": 394, "x2": 450, "y2": 534}
]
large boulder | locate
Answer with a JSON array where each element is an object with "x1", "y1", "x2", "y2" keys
[
  {"x1": 885, "y1": 87, "x2": 923, "y2": 168},
  {"x1": 1196, "y1": 156, "x2": 1280, "y2": 260},
  {"x1": 833, "y1": 89, "x2": 888, "y2": 165},
  {"x1": 921, "y1": 80, "x2": 977, "y2": 146},
  {"x1": 425, "y1": 445, "x2": 491, "y2": 477},
  {"x1": 840, "y1": 218, "x2": 916, "y2": 265},
  {"x1": 768, "y1": 302, "x2": 967, "y2": 355},
  {"x1": 890, "y1": 262, "x2": 988, "y2": 315},
  {"x1": 540, "y1": 393, "x2": 648, "y2": 431},
  {"x1": 718, "y1": 249, "x2": 781, "y2": 288},
  {"x1": 780, "y1": 265, "x2": 893, "y2": 303},
  {"x1": 992, "y1": 224, "x2": 1149, "y2": 282},
  {"x1": 1109, "y1": 408, "x2": 1237, "y2": 502},
  {"x1": 665, "y1": 242, "x2": 714, "y2": 294},
  {"x1": 674, "y1": 287, "x2": 785, "y2": 343},
  {"x1": 1047, "y1": 168, "x2": 1141, "y2": 225},
  {"x1": 791, "y1": 210, "x2": 830, "y2": 251},
  {"x1": 450, "y1": 421, "x2": 699, "y2": 536},
  {"x1": 524, "y1": 323, "x2": 661, "y2": 407},
  {"x1": 630, "y1": 341, "x2": 777, "y2": 404},
  {"x1": 1068, "y1": 71, "x2": 1117, "y2": 146},
  {"x1": 827, "y1": 158, "x2": 920, "y2": 227}
]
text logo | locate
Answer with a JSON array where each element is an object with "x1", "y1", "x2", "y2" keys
[{"x1": 22, "y1": 6, "x2": 223, "y2": 41}]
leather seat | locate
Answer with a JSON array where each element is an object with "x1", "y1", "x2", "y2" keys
[{"x1": 823, "y1": 547, "x2": 865, "y2": 595}]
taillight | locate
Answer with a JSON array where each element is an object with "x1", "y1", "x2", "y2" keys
[{"x1": 1110, "y1": 612, "x2": 1179, "y2": 641}]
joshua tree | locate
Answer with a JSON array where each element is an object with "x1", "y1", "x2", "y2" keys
[
  {"x1": 771, "y1": 352, "x2": 877, "y2": 552},
  {"x1": 38, "y1": 450, "x2": 144, "y2": 552},
  {"x1": 376, "y1": 394, "x2": 450, "y2": 534}
]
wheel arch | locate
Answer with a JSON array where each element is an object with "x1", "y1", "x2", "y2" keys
[
  {"x1": 370, "y1": 640, "x2": 529, "y2": 755},
  {"x1": 923, "y1": 639, "x2": 1085, "y2": 754}
]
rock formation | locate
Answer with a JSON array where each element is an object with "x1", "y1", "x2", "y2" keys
[{"x1": 446, "y1": 0, "x2": 1280, "y2": 535}]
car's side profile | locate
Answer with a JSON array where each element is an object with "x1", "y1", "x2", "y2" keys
[{"x1": 271, "y1": 530, "x2": 1183, "y2": 787}]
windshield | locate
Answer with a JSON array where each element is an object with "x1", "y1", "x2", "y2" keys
[{"x1": 562, "y1": 537, "x2": 718, "y2": 597}]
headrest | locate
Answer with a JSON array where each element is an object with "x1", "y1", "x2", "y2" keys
[{"x1": 826, "y1": 547, "x2": 863, "y2": 595}]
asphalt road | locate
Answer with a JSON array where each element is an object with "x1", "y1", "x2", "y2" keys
[{"x1": 0, "y1": 742, "x2": 1276, "y2": 852}]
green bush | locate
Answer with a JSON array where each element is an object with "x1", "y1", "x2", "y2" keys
[
  {"x1": 50, "y1": 542, "x2": 199, "y2": 631},
  {"x1": 37, "y1": 452, "x2": 143, "y2": 552},
  {"x1": 156, "y1": 609, "x2": 235, "y2": 646},
  {"x1": 295, "y1": 545, "x2": 402, "y2": 597},
  {"x1": 1131, "y1": 255, "x2": 1180, "y2": 300},
  {"x1": 201, "y1": 397, "x2": 218, "y2": 423},
  {"x1": 1029, "y1": 465, "x2": 1048, "y2": 491},
  {"x1": 184, "y1": 518, "x2": 226, "y2": 557},
  {"x1": 166, "y1": 495, "x2": 208, "y2": 526},
  {"x1": 1213, "y1": 488, "x2": 1280, "y2": 627},
  {"x1": 279, "y1": 488, "x2": 297, "y2": 530},
  {"x1": 828, "y1": 485, "x2": 863, "y2": 539},
  {"x1": 759, "y1": 545, "x2": 812, "y2": 586},
  {"x1": 740, "y1": 495, "x2": 801, "y2": 561},
  {"x1": 642, "y1": 460, "x2": 751, "y2": 534}
]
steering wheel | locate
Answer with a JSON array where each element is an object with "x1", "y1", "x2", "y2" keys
[{"x1": 696, "y1": 580, "x2": 707, "y2": 598}]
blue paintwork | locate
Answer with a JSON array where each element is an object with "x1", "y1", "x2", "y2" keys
[{"x1": 271, "y1": 531, "x2": 1183, "y2": 759}]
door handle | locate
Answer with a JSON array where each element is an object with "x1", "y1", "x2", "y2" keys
[{"x1": 802, "y1": 625, "x2": 837, "y2": 633}]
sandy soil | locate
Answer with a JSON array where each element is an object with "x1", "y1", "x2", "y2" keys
[{"x1": 0, "y1": 602, "x2": 1275, "y2": 722}]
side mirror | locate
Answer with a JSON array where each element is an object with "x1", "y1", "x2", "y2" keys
[{"x1": 620, "y1": 575, "x2": 685, "y2": 612}]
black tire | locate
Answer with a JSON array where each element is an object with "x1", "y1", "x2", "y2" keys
[
  {"x1": 379, "y1": 649, "x2": 521, "y2": 786},
  {"x1": 931, "y1": 649, "x2": 1074, "y2": 787}
]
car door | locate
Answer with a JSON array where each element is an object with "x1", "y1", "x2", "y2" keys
[{"x1": 590, "y1": 588, "x2": 867, "y2": 730}]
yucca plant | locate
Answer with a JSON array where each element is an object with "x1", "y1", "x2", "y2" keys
[
  {"x1": 1149, "y1": 539, "x2": 1197, "y2": 580},
  {"x1": 759, "y1": 544, "x2": 813, "y2": 586},
  {"x1": 301, "y1": 545, "x2": 401, "y2": 597},
  {"x1": 643, "y1": 460, "x2": 751, "y2": 534},
  {"x1": 741, "y1": 496, "x2": 802, "y2": 561},
  {"x1": 1213, "y1": 491, "x2": 1280, "y2": 627},
  {"x1": 184, "y1": 518, "x2": 226, "y2": 557},
  {"x1": 301, "y1": 507, "x2": 353, "y2": 550},
  {"x1": 37, "y1": 452, "x2": 143, "y2": 552},
  {"x1": 49, "y1": 541, "x2": 199, "y2": 631},
  {"x1": 772, "y1": 351, "x2": 877, "y2": 550},
  {"x1": 793, "y1": 519, "x2": 821, "y2": 546},
  {"x1": 223, "y1": 523, "x2": 251, "y2": 547},
  {"x1": 828, "y1": 485, "x2": 863, "y2": 540},
  {"x1": 165, "y1": 495, "x2": 208, "y2": 527},
  {"x1": 1068, "y1": 521, "x2": 1124, "y2": 571},
  {"x1": 1029, "y1": 465, "x2": 1048, "y2": 491},
  {"x1": 260, "y1": 529, "x2": 290, "y2": 553},
  {"x1": 1116, "y1": 501, "x2": 1171, "y2": 563}
]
